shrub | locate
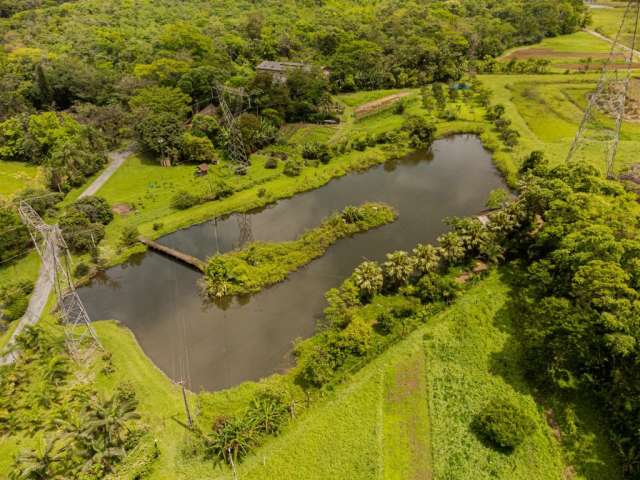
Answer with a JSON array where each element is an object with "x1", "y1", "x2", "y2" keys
[
  {"x1": 376, "y1": 311, "x2": 395, "y2": 335},
  {"x1": 341, "y1": 206, "x2": 365, "y2": 224},
  {"x1": 0, "y1": 281, "x2": 33, "y2": 322},
  {"x1": 264, "y1": 157, "x2": 278, "y2": 169},
  {"x1": 191, "y1": 114, "x2": 221, "y2": 144},
  {"x1": 15, "y1": 188, "x2": 63, "y2": 216},
  {"x1": 69, "y1": 196, "x2": 113, "y2": 225},
  {"x1": 352, "y1": 138, "x2": 367, "y2": 151},
  {"x1": 403, "y1": 116, "x2": 436, "y2": 148},
  {"x1": 181, "y1": 132, "x2": 216, "y2": 163},
  {"x1": 171, "y1": 190, "x2": 201, "y2": 210},
  {"x1": 74, "y1": 262, "x2": 90, "y2": 277},
  {"x1": 393, "y1": 99, "x2": 406, "y2": 114},
  {"x1": 296, "y1": 344, "x2": 337, "y2": 388},
  {"x1": 486, "y1": 188, "x2": 510, "y2": 209},
  {"x1": 59, "y1": 211, "x2": 105, "y2": 253},
  {"x1": 416, "y1": 273, "x2": 461, "y2": 304},
  {"x1": 120, "y1": 225, "x2": 139, "y2": 247},
  {"x1": 474, "y1": 399, "x2": 536, "y2": 450},
  {"x1": 0, "y1": 204, "x2": 30, "y2": 264},
  {"x1": 283, "y1": 160, "x2": 302, "y2": 177}
]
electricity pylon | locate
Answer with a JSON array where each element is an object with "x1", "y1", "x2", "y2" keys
[
  {"x1": 17, "y1": 201, "x2": 101, "y2": 360},
  {"x1": 216, "y1": 84, "x2": 250, "y2": 167},
  {"x1": 566, "y1": 0, "x2": 640, "y2": 178}
]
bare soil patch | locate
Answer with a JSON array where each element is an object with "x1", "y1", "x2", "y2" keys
[
  {"x1": 112, "y1": 203, "x2": 133, "y2": 215},
  {"x1": 596, "y1": 78, "x2": 640, "y2": 121},
  {"x1": 354, "y1": 92, "x2": 410, "y2": 118},
  {"x1": 506, "y1": 48, "x2": 618, "y2": 60}
]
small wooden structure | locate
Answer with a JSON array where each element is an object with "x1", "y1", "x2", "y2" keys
[
  {"x1": 138, "y1": 237, "x2": 205, "y2": 272},
  {"x1": 195, "y1": 163, "x2": 209, "y2": 176}
]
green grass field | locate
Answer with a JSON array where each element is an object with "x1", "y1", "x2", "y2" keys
[
  {"x1": 590, "y1": 5, "x2": 638, "y2": 49},
  {"x1": 0, "y1": 161, "x2": 41, "y2": 197},
  {"x1": 478, "y1": 73, "x2": 640, "y2": 175},
  {"x1": 501, "y1": 31, "x2": 614, "y2": 71}
]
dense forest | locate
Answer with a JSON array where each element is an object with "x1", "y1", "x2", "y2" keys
[{"x1": 0, "y1": 0, "x2": 587, "y2": 188}]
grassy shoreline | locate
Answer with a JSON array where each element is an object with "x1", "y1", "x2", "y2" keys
[{"x1": 202, "y1": 202, "x2": 397, "y2": 298}]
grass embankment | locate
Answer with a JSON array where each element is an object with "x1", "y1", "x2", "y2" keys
[
  {"x1": 202, "y1": 203, "x2": 396, "y2": 297},
  {"x1": 234, "y1": 271, "x2": 620, "y2": 479}
]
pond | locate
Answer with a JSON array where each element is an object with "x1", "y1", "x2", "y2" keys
[{"x1": 79, "y1": 135, "x2": 507, "y2": 391}]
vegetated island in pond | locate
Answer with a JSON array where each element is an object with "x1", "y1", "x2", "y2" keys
[{"x1": 202, "y1": 202, "x2": 397, "y2": 298}]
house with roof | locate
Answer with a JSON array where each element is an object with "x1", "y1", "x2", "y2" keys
[{"x1": 256, "y1": 61, "x2": 329, "y2": 84}]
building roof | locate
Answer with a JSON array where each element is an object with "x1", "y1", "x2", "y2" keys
[{"x1": 256, "y1": 61, "x2": 310, "y2": 72}]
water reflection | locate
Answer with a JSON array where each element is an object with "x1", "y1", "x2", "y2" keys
[{"x1": 79, "y1": 135, "x2": 506, "y2": 391}]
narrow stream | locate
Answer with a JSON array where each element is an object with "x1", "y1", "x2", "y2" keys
[{"x1": 79, "y1": 135, "x2": 506, "y2": 391}]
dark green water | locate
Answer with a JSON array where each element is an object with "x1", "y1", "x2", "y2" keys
[{"x1": 79, "y1": 135, "x2": 506, "y2": 391}]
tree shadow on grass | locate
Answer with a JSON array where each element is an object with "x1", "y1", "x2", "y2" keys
[{"x1": 487, "y1": 266, "x2": 624, "y2": 480}]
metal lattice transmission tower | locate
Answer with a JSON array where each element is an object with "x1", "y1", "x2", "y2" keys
[
  {"x1": 17, "y1": 201, "x2": 101, "y2": 360},
  {"x1": 216, "y1": 84, "x2": 250, "y2": 167},
  {"x1": 236, "y1": 213, "x2": 254, "y2": 247},
  {"x1": 566, "y1": 0, "x2": 640, "y2": 177}
]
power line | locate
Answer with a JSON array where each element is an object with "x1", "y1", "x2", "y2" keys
[{"x1": 566, "y1": 0, "x2": 640, "y2": 177}]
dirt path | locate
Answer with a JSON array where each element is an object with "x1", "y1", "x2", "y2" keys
[
  {"x1": 354, "y1": 92, "x2": 411, "y2": 118},
  {"x1": 584, "y1": 28, "x2": 640, "y2": 61},
  {"x1": 0, "y1": 145, "x2": 135, "y2": 365}
]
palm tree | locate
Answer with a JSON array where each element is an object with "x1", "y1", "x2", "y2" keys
[
  {"x1": 412, "y1": 244, "x2": 440, "y2": 275},
  {"x1": 44, "y1": 355, "x2": 69, "y2": 385},
  {"x1": 83, "y1": 394, "x2": 140, "y2": 447},
  {"x1": 437, "y1": 232, "x2": 466, "y2": 265},
  {"x1": 382, "y1": 251, "x2": 416, "y2": 291},
  {"x1": 81, "y1": 438, "x2": 125, "y2": 475},
  {"x1": 352, "y1": 261, "x2": 383, "y2": 302},
  {"x1": 10, "y1": 437, "x2": 67, "y2": 480}
]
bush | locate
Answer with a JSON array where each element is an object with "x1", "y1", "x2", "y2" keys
[
  {"x1": 376, "y1": 311, "x2": 395, "y2": 335},
  {"x1": 341, "y1": 206, "x2": 365, "y2": 224},
  {"x1": 69, "y1": 196, "x2": 113, "y2": 225},
  {"x1": 15, "y1": 188, "x2": 63, "y2": 216},
  {"x1": 283, "y1": 160, "x2": 302, "y2": 177},
  {"x1": 474, "y1": 399, "x2": 536, "y2": 450},
  {"x1": 181, "y1": 132, "x2": 216, "y2": 163},
  {"x1": 171, "y1": 190, "x2": 201, "y2": 210},
  {"x1": 393, "y1": 99, "x2": 406, "y2": 114},
  {"x1": 403, "y1": 116, "x2": 436, "y2": 148},
  {"x1": 59, "y1": 211, "x2": 105, "y2": 253},
  {"x1": 264, "y1": 157, "x2": 278, "y2": 169},
  {"x1": 1, "y1": 281, "x2": 33, "y2": 322},
  {"x1": 0, "y1": 205, "x2": 30, "y2": 264},
  {"x1": 74, "y1": 262, "x2": 90, "y2": 277},
  {"x1": 191, "y1": 114, "x2": 221, "y2": 144},
  {"x1": 485, "y1": 188, "x2": 510, "y2": 209},
  {"x1": 416, "y1": 273, "x2": 461, "y2": 304},
  {"x1": 120, "y1": 225, "x2": 139, "y2": 247}
]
